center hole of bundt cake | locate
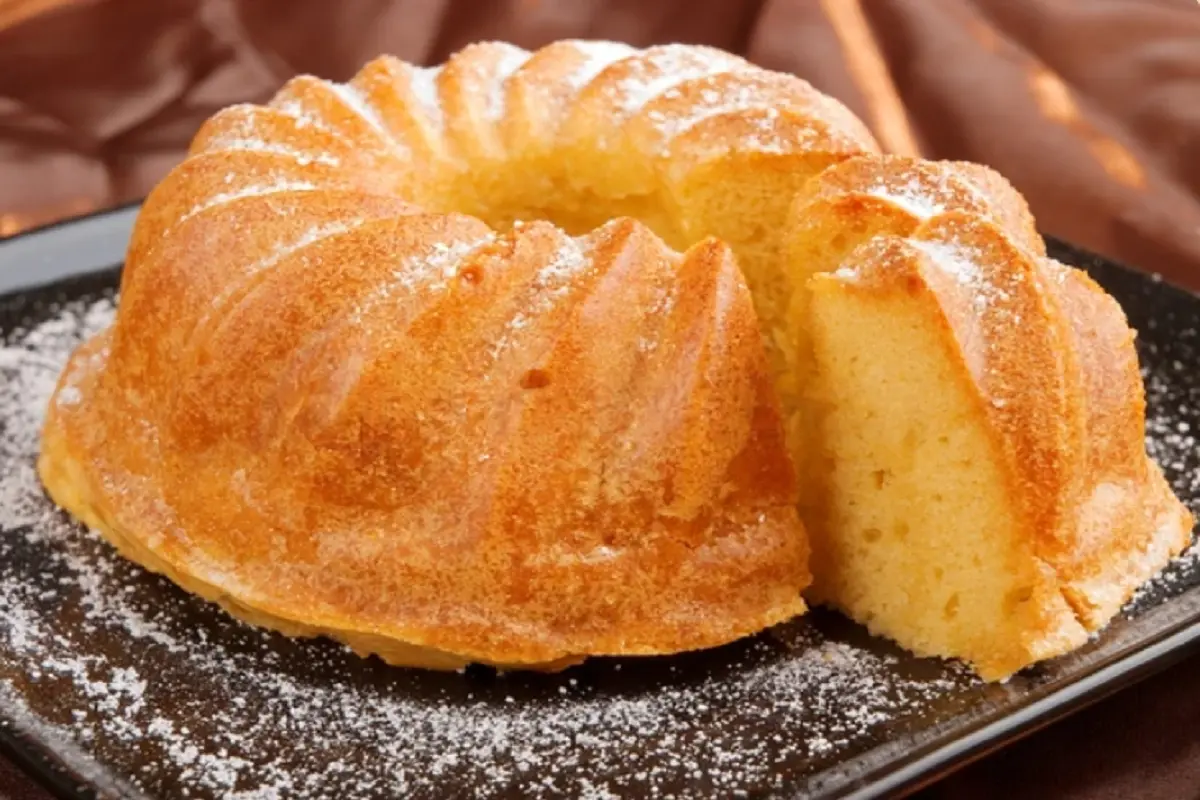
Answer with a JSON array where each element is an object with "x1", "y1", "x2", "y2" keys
[{"x1": 456, "y1": 183, "x2": 689, "y2": 251}]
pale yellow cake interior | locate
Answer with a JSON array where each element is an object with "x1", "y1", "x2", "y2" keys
[{"x1": 804, "y1": 274, "x2": 1088, "y2": 677}]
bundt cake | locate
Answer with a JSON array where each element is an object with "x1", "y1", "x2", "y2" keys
[{"x1": 38, "y1": 40, "x2": 1192, "y2": 679}]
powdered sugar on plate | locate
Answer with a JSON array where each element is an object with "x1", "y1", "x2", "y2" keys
[{"x1": 0, "y1": 260, "x2": 1196, "y2": 799}]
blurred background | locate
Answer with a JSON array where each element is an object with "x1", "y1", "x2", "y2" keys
[
  {"x1": 1, "y1": 0, "x2": 1199, "y2": 288},
  {"x1": 0, "y1": 2, "x2": 1198, "y2": 798}
]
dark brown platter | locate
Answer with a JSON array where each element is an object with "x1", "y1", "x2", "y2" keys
[{"x1": 0, "y1": 205, "x2": 1196, "y2": 799}]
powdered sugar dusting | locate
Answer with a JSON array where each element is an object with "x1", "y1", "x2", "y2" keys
[
  {"x1": 647, "y1": 78, "x2": 774, "y2": 146},
  {"x1": 328, "y1": 82, "x2": 399, "y2": 145},
  {"x1": 637, "y1": 284, "x2": 677, "y2": 355},
  {"x1": 533, "y1": 236, "x2": 590, "y2": 287},
  {"x1": 1143, "y1": 343, "x2": 1200, "y2": 495},
  {"x1": 408, "y1": 67, "x2": 444, "y2": 129},
  {"x1": 1133, "y1": 308, "x2": 1200, "y2": 602},
  {"x1": 951, "y1": 172, "x2": 993, "y2": 212},
  {"x1": 179, "y1": 180, "x2": 319, "y2": 224},
  {"x1": 608, "y1": 46, "x2": 743, "y2": 119},
  {"x1": 481, "y1": 47, "x2": 531, "y2": 121},
  {"x1": 490, "y1": 237, "x2": 589, "y2": 359},
  {"x1": 204, "y1": 220, "x2": 362, "y2": 314},
  {"x1": 565, "y1": 40, "x2": 635, "y2": 90},
  {"x1": 391, "y1": 233, "x2": 495, "y2": 294},
  {"x1": 0, "y1": 297, "x2": 114, "y2": 528},
  {"x1": 832, "y1": 265, "x2": 862, "y2": 284},
  {"x1": 272, "y1": 98, "x2": 350, "y2": 143},
  {"x1": 0, "y1": 258, "x2": 1195, "y2": 798},
  {"x1": 909, "y1": 238, "x2": 1013, "y2": 313},
  {"x1": 654, "y1": 104, "x2": 809, "y2": 166},
  {"x1": 865, "y1": 176, "x2": 947, "y2": 220},
  {"x1": 910, "y1": 239, "x2": 983, "y2": 287},
  {"x1": 736, "y1": 107, "x2": 817, "y2": 156},
  {"x1": 201, "y1": 138, "x2": 340, "y2": 168}
]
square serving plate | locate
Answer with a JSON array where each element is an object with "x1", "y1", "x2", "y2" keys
[{"x1": 0, "y1": 206, "x2": 1196, "y2": 800}]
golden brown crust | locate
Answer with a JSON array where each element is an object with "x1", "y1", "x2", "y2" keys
[
  {"x1": 43, "y1": 216, "x2": 811, "y2": 668},
  {"x1": 1044, "y1": 263, "x2": 1193, "y2": 626}
]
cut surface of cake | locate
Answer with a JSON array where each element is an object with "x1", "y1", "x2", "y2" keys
[
  {"x1": 37, "y1": 40, "x2": 1192, "y2": 678},
  {"x1": 793, "y1": 168, "x2": 1193, "y2": 680}
]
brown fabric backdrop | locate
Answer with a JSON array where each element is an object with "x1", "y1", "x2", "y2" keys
[
  {"x1": 2, "y1": 0, "x2": 1200, "y2": 287},
  {"x1": 0, "y1": 1, "x2": 1197, "y2": 797}
]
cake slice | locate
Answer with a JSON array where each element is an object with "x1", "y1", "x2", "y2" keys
[{"x1": 800, "y1": 212, "x2": 1192, "y2": 680}]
